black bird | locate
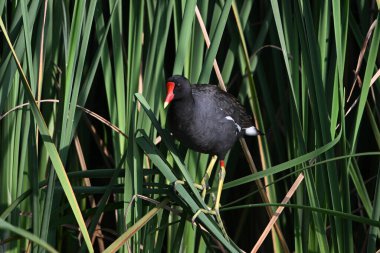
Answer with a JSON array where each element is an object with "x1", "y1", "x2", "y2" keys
[{"x1": 163, "y1": 75, "x2": 262, "y2": 223}]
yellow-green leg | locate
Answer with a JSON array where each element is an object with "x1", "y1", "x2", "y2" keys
[
  {"x1": 201, "y1": 155, "x2": 218, "y2": 199},
  {"x1": 193, "y1": 160, "x2": 229, "y2": 240},
  {"x1": 173, "y1": 155, "x2": 217, "y2": 194},
  {"x1": 213, "y1": 161, "x2": 228, "y2": 239},
  {"x1": 214, "y1": 162, "x2": 225, "y2": 213},
  {"x1": 173, "y1": 180, "x2": 203, "y2": 190}
]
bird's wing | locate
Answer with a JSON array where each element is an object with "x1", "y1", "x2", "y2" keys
[
  {"x1": 214, "y1": 88, "x2": 253, "y2": 128},
  {"x1": 192, "y1": 84, "x2": 253, "y2": 128}
]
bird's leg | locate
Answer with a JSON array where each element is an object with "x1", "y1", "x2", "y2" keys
[
  {"x1": 172, "y1": 156, "x2": 217, "y2": 193},
  {"x1": 214, "y1": 160, "x2": 226, "y2": 213},
  {"x1": 173, "y1": 180, "x2": 203, "y2": 191},
  {"x1": 192, "y1": 160, "x2": 229, "y2": 240},
  {"x1": 213, "y1": 160, "x2": 228, "y2": 238},
  {"x1": 201, "y1": 155, "x2": 218, "y2": 199}
]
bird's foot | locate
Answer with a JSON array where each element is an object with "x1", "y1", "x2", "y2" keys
[
  {"x1": 191, "y1": 204, "x2": 229, "y2": 240},
  {"x1": 191, "y1": 207, "x2": 214, "y2": 224},
  {"x1": 173, "y1": 180, "x2": 204, "y2": 192}
]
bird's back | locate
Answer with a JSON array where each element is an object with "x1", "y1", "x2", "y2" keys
[{"x1": 193, "y1": 84, "x2": 253, "y2": 128}]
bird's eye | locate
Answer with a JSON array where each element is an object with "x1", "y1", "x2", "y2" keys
[{"x1": 177, "y1": 83, "x2": 181, "y2": 88}]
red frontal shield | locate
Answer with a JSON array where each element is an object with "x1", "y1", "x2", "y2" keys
[{"x1": 164, "y1": 81, "x2": 175, "y2": 108}]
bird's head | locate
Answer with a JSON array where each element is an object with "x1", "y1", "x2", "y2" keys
[{"x1": 164, "y1": 75, "x2": 191, "y2": 109}]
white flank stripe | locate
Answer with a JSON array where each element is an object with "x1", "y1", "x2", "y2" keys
[{"x1": 225, "y1": 116, "x2": 242, "y2": 132}]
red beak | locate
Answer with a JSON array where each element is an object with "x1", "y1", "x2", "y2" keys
[{"x1": 164, "y1": 81, "x2": 175, "y2": 108}]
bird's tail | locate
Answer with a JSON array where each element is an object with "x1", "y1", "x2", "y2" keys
[{"x1": 244, "y1": 126, "x2": 265, "y2": 136}]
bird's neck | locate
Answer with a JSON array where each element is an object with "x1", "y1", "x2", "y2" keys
[{"x1": 172, "y1": 95, "x2": 194, "y2": 114}]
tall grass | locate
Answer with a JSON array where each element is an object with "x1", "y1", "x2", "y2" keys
[{"x1": 0, "y1": 1, "x2": 379, "y2": 252}]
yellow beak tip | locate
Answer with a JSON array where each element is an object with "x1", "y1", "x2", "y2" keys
[{"x1": 163, "y1": 102, "x2": 169, "y2": 109}]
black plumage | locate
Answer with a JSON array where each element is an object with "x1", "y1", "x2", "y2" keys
[{"x1": 164, "y1": 75, "x2": 262, "y2": 160}]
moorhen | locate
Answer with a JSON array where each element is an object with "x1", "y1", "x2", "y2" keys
[{"x1": 163, "y1": 75, "x2": 262, "y2": 225}]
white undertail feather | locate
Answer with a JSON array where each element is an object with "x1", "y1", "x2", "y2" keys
[
  {"x1": 225, "y1": 116, "x2": 261, "y2": 136},
  {"x1": 225, "y1": 116, "x2": 260, "y2": 136},
  {"x1": 244, "y1": 126, "x2": 259, "y2": 136}
]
